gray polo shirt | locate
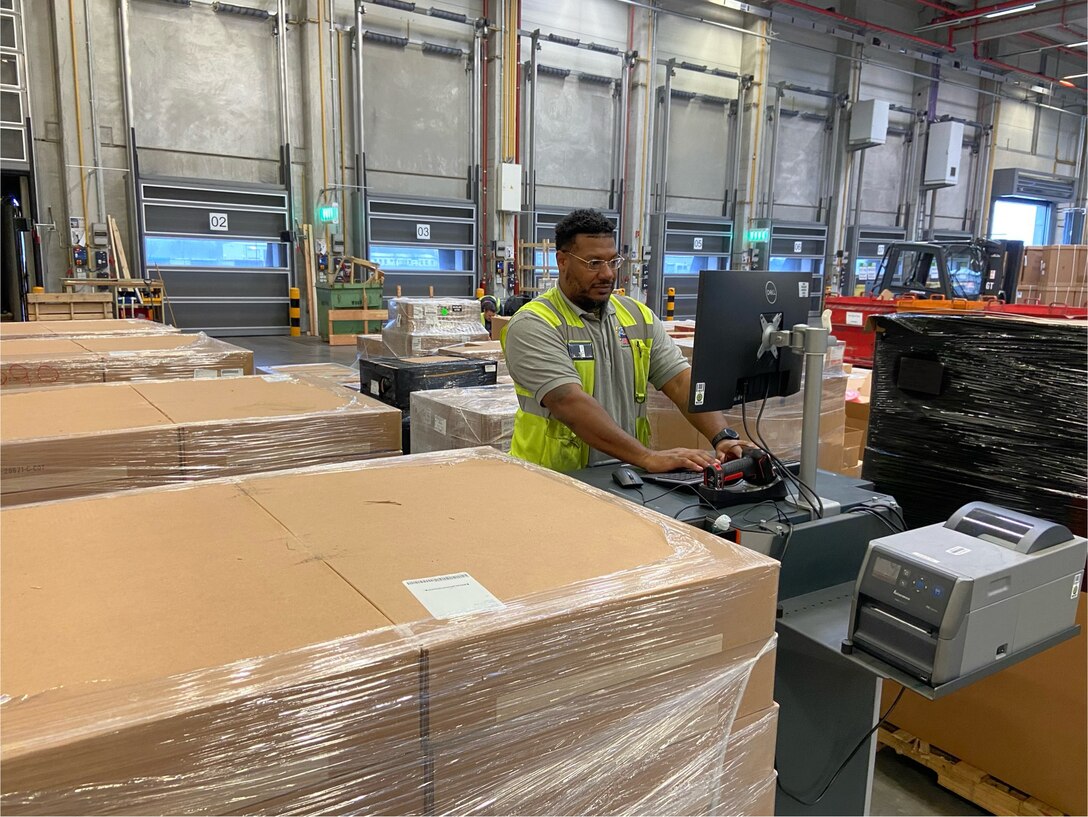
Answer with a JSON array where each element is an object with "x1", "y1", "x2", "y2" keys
[{"x1": 504, "y1": 288, "x2": 690, "y2": 465}]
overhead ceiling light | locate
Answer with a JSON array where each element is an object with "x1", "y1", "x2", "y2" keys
[
  {"x1": 1062, "y1": 72, "x2": 1088, "y2": 79},
  {"x1": 1059, "y1": 79, "x2": 1076, "y2": 87},
  {"x1": 985, "y1": 3, "x2": 1037, "y2": 18}
]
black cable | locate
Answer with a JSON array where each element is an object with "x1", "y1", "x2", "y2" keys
[
  {"x1": 777, "y1": 687, "x2": 906, "y2": 806},
  {"x1": 673, "y1": 497, "x2": 712, "y2": 520},
  {"x1": 640, "y1": 480, "x2": 699, "y2": 505},
  {"x1": 741, "y1": 392, "x2": 822, "y2": 519},
  {"x1": 848, "y1": 506, "x2": 905, "y2": 534}
]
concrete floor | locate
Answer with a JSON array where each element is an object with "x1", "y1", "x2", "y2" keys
[{"x1": 230, "y1": 334, "x2": 990, "y2": 817}]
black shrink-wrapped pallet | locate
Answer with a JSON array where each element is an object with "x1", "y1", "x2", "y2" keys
[{"x1": 863, "y1": 313, "x2": 1088, "y2": 534}]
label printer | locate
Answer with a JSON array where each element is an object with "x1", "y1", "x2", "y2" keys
[{"x1": 848, "y1": 502, "x2": 1086, "y2": 686}]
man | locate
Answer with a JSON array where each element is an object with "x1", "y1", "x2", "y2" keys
[
  {"x1": 479, "y1": 295, "x2": 499, "y2": 333},
  {"x1": 502, "y1": 208, "x2": 749, "y2": 473}
]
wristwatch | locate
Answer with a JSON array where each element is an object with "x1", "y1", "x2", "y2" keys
[{"x1": 711, "y1": 428, "x2": 741, "y2": 448}]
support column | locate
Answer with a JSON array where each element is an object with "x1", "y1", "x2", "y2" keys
[{"x1": 732, "y1": 15, "x2": 770, "y2": 267}]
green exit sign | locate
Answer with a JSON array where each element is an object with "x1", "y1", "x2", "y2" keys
[
  {"x1": 745, "y1": 228, "x2": 769, "y2": 243},
  {"x1": 316, "y1": 203, "x2": 340, "y2": 224}
]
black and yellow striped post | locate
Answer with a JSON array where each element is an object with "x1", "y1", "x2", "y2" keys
[
  {"x1": 666, "y1": 287, "x2": 675, "y2": 322},
  {"x1": 289, "y1": 287, "x2": 301, "y2": 336}
]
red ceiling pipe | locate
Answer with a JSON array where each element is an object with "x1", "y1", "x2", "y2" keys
[
  {"x1": 912, "y1": 0, "x2": 957, "y2": 12},
  {"x1": 776, "y1": 0, "x2": 957, "y2": 52},
  {"x1": 973, "y1": 37, "x2": 1069, "y2": 84},
  {"x1": 927, "y1": 0, "x2": 1061, "y2": 24}
]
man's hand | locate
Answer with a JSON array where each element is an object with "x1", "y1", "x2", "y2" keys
[
  {"x1": 640, "y1": 448, "x2": 717, "y2": 473},
  {"x1": 715, "y1": 438, "x2": 756, "y2": 462}
]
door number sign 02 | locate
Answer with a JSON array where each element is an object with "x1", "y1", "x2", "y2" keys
[
  {"x1": 416, "y1": 223, "x2": 431, "y2": 240},
  {"x1": 209, "y1": 212, "x2": 229, "y2": 232}
]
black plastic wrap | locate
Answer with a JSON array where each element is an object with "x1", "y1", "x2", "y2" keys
[{"x1": 864, "y1": 313, "x2": 1088, "y2": 533}]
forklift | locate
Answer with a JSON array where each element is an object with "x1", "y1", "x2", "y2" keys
[{"x1": 864, "y1": 238, "x2": 1025, "y2": 302}]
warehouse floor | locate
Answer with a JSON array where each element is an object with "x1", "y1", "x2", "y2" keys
[{"x1": 231, "y1": 334, "x2": 989, "y2": 817}]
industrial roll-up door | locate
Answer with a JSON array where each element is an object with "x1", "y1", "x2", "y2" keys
[{"x1": 141, "y1": 177, "x2": 292, "y2": 336}]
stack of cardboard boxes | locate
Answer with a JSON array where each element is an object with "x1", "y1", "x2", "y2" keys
[
  {"x1": 409, "y1": 385, "x2": 518, "y2": 454},
  {"x1": 0, "y1": 332, "x2": 253, "y2": 390},
  {"x1": 0, "y1": 375, "x2": 401, "y2": 506},
  {"x1": 0, "y1": 318, "x2": 179, "y2": 340},
  {"x1": 382, "y1": 297, "x2": 490, "y2": 357},
  {"x1": 842, "y1": 365, "x2": 872, "y2": 478},
  {"x1": 2, "y1": 451, "x2": 780, "y2": 816},
  {"x1": 1016, "y1": 245, "x2": 1088, "y2": 307}
]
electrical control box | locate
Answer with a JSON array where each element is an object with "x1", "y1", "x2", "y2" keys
[
  {"x1": 923, "y1": 120, "x2": 964, "y2": 188},
  {"x1": 499, "y1": 163, "x2": 523, "y2": 213},
  {"x1": 848, "y1": 99, "x2": 890, "y2": 150}
]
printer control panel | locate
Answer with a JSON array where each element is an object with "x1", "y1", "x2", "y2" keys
[{"x1": 862, "y1": 551, "x2": 955, "y2": 625}]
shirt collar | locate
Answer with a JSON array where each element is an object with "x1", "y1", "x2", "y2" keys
[{"x1": 556, "y1": 286, "x2": 615, "y2": 320}]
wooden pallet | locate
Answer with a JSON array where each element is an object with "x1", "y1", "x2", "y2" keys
[
  {"x1": 878, "y1": 727, "x2": 1064, "y2": 816},
  {"x1": 327, "y1": 308, "x2": 389, "y2": 346}
]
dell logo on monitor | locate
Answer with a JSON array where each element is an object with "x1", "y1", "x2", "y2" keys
[{"x1": 765, "y1": 281, "x2": 778, "y2": 304}]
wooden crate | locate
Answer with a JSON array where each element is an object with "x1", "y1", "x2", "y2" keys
[{"x1": 27, "y1": 293, "x2": 113, "y2": 321}]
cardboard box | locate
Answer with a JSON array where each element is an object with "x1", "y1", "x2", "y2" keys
[
  {"x1": 1, "y1": 483, "x2": 422, "y2": 815},
  {"x1": 0, "y1": 333, "x2": 254, "y2": 391},
  {"x1": 0, "y1": 384, "x2": 181, "y2": 505},
  {"x1": 356, "y1": 333, "x2": 396, "y2": 360},
  {"x1": 0, "y1": 338, "x2": 105, "y2": 388},
  {"x1": 133, "y1": 376, "x2": 401, "y2": 479},
  {"x1": 78, "y1": 334, "x2": 253, "y2": 382},
  {"x1": 384, "y1": 297, "x2": 490, "y2": 356},
  {"x1": 438, "y1": 339, "x2": 509, "y2": 378},
  {"x1": 0, "y1": 376, "x2": 401, "y2": 506},
  {"x1": 410, "y1": 385, "x2": 517, "y2": 454},
  {"x1": 3, "y1": 451, "x2": 779, "y2": 814},
  {"x1": 489, "y1": 313, "x2": 511, "y2": 341},
  {"x1": 259, "y1": 362, "x2": 360, "y2": 389},
  {"x1": 1020, "y1": 245, "x2": 1088, "y2": 289},
  {"x1": 0, "y1": 319, "x2": 177, "y2": 339},
  {"x1": 647, "y1": 368, "x2": 848, "y2": 470},
  {"x1": 881, "y1": 592, "x2": 1086, "y2": 816}
]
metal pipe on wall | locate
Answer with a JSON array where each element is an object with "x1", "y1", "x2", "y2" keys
[
  {"x1": 525, "y1": 29, "x2": 539, "y2": 234},
  {"x1": 275, "y1": 0, "x2": 295, "y2": 288},
  {"x1": 117, "y1": 0, "x2": 144, "y2": 277},
  {"x1": 616, "y1": 51, "x2": 632, "y2": 239},
  {"x1": 353, "y1": 2, "x2": 368, "y2": 256},
  {"x1": 653, "y1": 60, "x2": 675, "y2": 215},
  {"x1": 66, "y1": 0, "x2": 89, "y2": 230},
  {"x1": 729, "y1": 79, "x2": 746, "y2": 221},
  {"x1": 763, "y1": 84, "x2": 783, "y2": 219},
  {"x1": 851, "y1": 147, "x2": 866, "y2": 232},
  {"x1": 470, "y1": 19, "x2": 482, "y2": 277},
  {"x1": 82, "y1": 0, "x2": 106, "y2": 223}
]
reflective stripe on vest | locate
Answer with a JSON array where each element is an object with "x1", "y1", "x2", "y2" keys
[{"x1": 502, "y1": 289, "x2": 655, "y2": 472}]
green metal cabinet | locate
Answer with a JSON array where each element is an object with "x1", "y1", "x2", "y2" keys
[{"x1": 315, "y1": 283, "x2": 384, "y2": 341}]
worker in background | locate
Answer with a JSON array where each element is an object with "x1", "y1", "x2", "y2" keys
[
  {"x1": 479, "y1": 295, "x2": 499, "y2": 333},
  {"x1": 501, "y1": 208, "x2": 750, "y2": 474}
]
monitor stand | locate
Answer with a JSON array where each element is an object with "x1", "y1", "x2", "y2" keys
[{"x1": 771, "y1": 322, "x2": 840, "y2": 518}]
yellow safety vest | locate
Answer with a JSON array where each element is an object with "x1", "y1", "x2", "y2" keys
[{"x1": 500, "y1": 288, "x2": 655, "y2": 472}]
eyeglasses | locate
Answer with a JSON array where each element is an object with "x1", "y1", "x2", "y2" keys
[{"x1": 564, "y1": 252, "x2": 626, "y2": 271}]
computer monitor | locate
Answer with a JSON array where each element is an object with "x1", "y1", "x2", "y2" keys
[{"x1": 687, "y1": 270, "x2": 808, "y2": 412}]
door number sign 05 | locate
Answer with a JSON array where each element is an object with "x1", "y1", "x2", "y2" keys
[
  {"x1": 416, "y1": 223, "x2": 431, "y2": 240},
  {"x1": 209, "y1": 213, "x2": 229, "y2": 232}
]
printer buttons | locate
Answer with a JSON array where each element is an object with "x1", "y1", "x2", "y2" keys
[
  {"x1": 914, "y1": 578, "x2": 927, "y2": 592},
  {"x1": 932, "y1": 585, "x2": 945, "y2": 598}
]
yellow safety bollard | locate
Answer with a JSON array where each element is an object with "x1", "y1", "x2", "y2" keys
[
  {"x1": 666, "y1": 287, "x2": 675, "y2": 321},
  {"x1": 289, "y1": 287, "x2": 301, "y2": 337},
  {"x1": 31, "y1": 286, "x2": 44, "y2": 293}
]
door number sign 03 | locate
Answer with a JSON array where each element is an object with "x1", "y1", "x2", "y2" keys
[
  {"x1": 416, "y1": 223, "x2": 431, "y2": 240},
  {"x1": 209, "y1": 212, "x2": 229, "y2": 232}
]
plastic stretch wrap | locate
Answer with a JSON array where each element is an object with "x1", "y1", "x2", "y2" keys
[
  {"x1": 648, "y1": 352, "x2": 848, "y2": 470},
  {"x1": 259, "y1": 362, "x2": 361, "y2": 390},
  {"x1": 0, "y1": 318, "x2": 178, "y2": 340},
  {"x1": 437, "y1": 340, "x2": 509, "y2": 378},
  {"x1": 0, "y1": 374, "x2": 401, "y2": 506},
  {"x1": 357, "y1": 332, "x2": 397, "y2": 360},
  {"x1": 383, "y1": 297, "x2": 490, "y2": 357},
  {"x1": 410, "y1": 385, "x2": 517, "y2": 454},
  {"x1": 2, "y1": 449, "x2": 780, "y2": 816},
  {"x1": 0, "y1": 332, "x2": 253, "y2": 390},
  {"x1": 359, "y1": 356, "x2": 499, "y2": 411},
  {"x1": 865, "y1": 313, "x2": 1088, "y2": 533}
]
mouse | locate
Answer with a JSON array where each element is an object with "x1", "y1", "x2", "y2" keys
[{"x1": 611, "y1": 466, "x2": 644, "y2": 488}]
